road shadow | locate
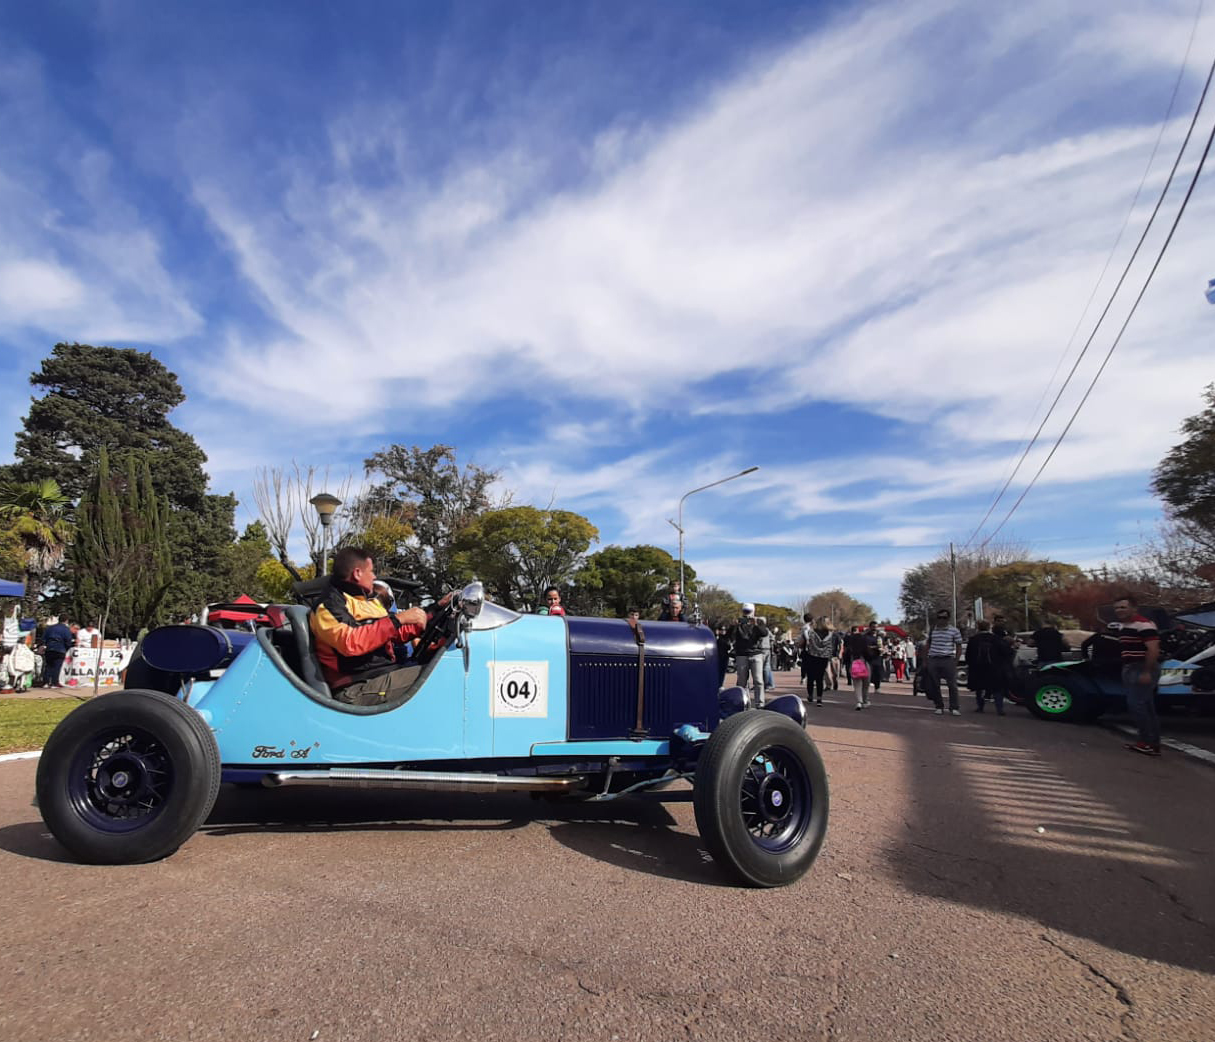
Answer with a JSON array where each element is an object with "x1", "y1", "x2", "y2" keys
[
  {"x1": 809, "y1": 694, "x2": 1215, "y2": 974},
  {"x1": 200, "y1": 784, "x2": 727, "y2": 885},
  {"x1": 0, "y1": 821, "x2": 75, "y2": 863}
]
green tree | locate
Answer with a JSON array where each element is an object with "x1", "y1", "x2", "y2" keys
[
  {"x1": 961, "y1": 560, "x2": 1084, "y2": 630},
  {"x1": 1153, "y1": 383, "x2": 1215, "y2": 530},
  {"x1": 348, "y1": 512, "x2": 416, "y2": 578},
  {"x1": 0, "y1": 528, "x2": 24, "y2": 583},
  {"x1": 897, "y1": 541, "x2": 1029, "y2": 627},
  {"x1": 9, "y1": 343, "x2": 209, "y2": 508},
  {"x1": 5, "y1": 343, "x2": 238, "y2": 618},
  {"x1": 1147, "y1": 384, "x2": 1215, "y2": 594},
  {"x1": 801, "y1": 589, "x2": 875, "y2": 630},
  {"x1": 73, "y1": 448, "x2": 173, "y2": 641},
  {"x1": 754, "y1": 602, "x2": 800, "y2": 638},
  {"x1": 452, "y1": 507, "x2": 599, "y2": 611},
  {"x1": 216, "y1": 521, "x2": 278, "y2": 602},
  {"x1": 696, "y1": 584, "x2": 742, "y2": 628},
  {"x1": 363, "y1": 444, "x2": 502, "y2": 593},
  {"x1": 573, "y1": 545, "x2": 695, "y2": 618},
  {"x1": 0, "y1": 477, "x2": 73, "y2": 613},
  {"x1": 160, "y1": 492, "x2": 239, "y2": 621}
]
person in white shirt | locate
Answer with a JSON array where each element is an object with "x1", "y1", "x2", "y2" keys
[{"x1": 75, "y1": 624, "x2": 100, "y2": 648}]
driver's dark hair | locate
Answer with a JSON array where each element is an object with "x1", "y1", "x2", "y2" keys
[
  {"x1": 1113, "y1": 591, "x2": 1138, "y2": 606},
  {"x1": 332, "y1": 546, "x2": 372, "y2": 581}
]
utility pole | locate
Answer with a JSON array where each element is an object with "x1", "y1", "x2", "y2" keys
[{"x1": 950, "y1": 541, "x2": 958, "y2": 625}]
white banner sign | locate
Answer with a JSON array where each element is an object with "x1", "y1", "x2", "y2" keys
[{"x1": 63, "y1": 646, "x2": 133, "y2": 689}]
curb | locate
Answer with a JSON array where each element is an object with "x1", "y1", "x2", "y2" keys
[
  {"x1": 0, "y1": 750, "x2": 41, "y2": 764},
  {"x1": 1103, "y1": 722, "x2": 1215, "y2": 768}
]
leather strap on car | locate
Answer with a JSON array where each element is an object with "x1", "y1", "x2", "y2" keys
[{"x1": 628, "y1": 617, "x2": 648, "y2": 739}]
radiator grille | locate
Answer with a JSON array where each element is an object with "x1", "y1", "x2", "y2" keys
[{"x1": 569, "y1": 657, "x2": 673, "y2": 738}]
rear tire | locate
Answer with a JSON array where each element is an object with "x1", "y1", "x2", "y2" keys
[
  {"x1": 693, "y1": 712, "x2": 828, "y2": 887},
  {"x1": 35, "y1": 690, "x2": 220, "y2": 864}
]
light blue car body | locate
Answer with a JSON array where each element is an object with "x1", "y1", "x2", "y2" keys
[{"x1": 182, "y1": 608, "x2": 677, "y2": 777}]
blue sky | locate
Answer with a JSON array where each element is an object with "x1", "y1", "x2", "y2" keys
[{"x1": 2, "y1": 0, "x2": 1213, "y2": 619}]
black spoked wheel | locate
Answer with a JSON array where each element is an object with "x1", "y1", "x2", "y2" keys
[
  {"x1": 36, "y1": 690, "x2": 220, "y2": 864},
  {"x1": 694, "y1": 712, "x2": 829, "y2": 887}
]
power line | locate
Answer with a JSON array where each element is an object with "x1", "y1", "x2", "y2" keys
[
  {"x1": 976, "y1": 0, "x2": 1206, "y2": 526},
  {"x1": 961, "y1": 25, "x2": 1213, "y2": 550},
  {"x1": 976, "y1": 102, "x2": 1215, "y2": 550}
]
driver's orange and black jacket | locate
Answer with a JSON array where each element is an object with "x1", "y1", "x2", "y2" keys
[{"x1": 309, "y1": 578, "x2": 425, "y2": 691}]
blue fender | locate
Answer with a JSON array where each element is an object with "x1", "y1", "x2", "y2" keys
[{"x1": 761, "y1": 694, "x2": 807, "y2": 728}]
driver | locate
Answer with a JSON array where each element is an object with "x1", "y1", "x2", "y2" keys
[{"x1": 309, "y1": 546, "x2": 431, "y2": 705}]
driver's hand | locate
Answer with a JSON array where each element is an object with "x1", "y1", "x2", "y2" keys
[
  {"x1": 395, "y1": 607, "x2": 427, "y2": 629},
  {"x1": 436, "y1": 591, "x2": 455, "y2": 608}
]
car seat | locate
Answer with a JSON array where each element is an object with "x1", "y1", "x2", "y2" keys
[{"x1": 278, "y1": 605, "x2": 332, "y2": 699}]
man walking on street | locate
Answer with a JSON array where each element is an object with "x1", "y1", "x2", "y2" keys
[
  {"x1": 925, "y1": 609, "x2": 964, "y2": 715},
  {"x1": 730, "y1": 604, "x2": 769, "y2": 707},
  {"x1": 1114, "y1": 594, "x2": 1162, "y2": 756}
]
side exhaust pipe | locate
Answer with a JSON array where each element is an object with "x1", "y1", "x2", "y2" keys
[{"x1": 263, "y1": 768, "x2": 588, "y2": 793}]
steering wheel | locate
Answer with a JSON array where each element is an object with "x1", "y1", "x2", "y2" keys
[{"x1": 409, "y1": 597, "x2": 456, "y2": 666}]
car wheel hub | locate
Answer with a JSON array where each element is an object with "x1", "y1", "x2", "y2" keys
[
  {"x1": 758, "y1": 775, "x2": 793, "y2": 825},
  {"x1": 95, "y1": 755, "x2": 149, "y2": 806},
  {"x1": 69, "y1": 728, "x2": 174, "y2": 829},
  {"x1": 1036, "y1": 686, "x2": 1072, "y2": 713}
]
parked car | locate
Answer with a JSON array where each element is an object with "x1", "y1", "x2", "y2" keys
[
  {"x1": 35, "y1": 583, "x2": 829, "y2": 887},
  {"x1": 1023, "y1": 604, "x2": 1215, "y2": 722}
]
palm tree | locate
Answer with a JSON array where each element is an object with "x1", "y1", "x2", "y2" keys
[{"x1": 0, "y1": 478, "x2": 73, "y2": 611}]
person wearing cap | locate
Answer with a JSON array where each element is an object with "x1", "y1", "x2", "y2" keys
[
  {"x1": 729, "y1": 604, "x2": 769, "y2": 706},
  {"x1": 924, "y1": 609, "x2": 964, "y2": 715}
]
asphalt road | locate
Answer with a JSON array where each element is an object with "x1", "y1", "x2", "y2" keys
[{"x1": 2, "y1": 674, "x2": 1213, "y2": 1042}]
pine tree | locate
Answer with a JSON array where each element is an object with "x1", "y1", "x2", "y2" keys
[{"x1": 73, "y1": 448, "x2": 174, "y2": 651}]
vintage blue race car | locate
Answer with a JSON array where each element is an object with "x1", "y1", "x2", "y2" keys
[{"x1": 35, "y1": 583, "x2": 829, "y2": 887}]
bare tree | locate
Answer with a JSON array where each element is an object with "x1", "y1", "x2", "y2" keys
[
  {"x1": 252, "y1": 466, "x2": 296, "y2": 565},
  {"x1": 295, "y1": 463, "x2": 356, "y2": 570},
  {"x1": 252, "y1": 462, "x2": 355, "y2": 573}
]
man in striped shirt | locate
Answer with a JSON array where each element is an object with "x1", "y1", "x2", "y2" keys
[
  {"x1": 925, "y1": 609, "x2": 964, "y2": 715},
  {"x1": 1113, "y1": 594, "x2": 1162, "y2": 756}
]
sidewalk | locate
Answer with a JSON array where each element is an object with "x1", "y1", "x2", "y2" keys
[{"x1": 1, "y1": 682, "x2": 122, "y2": 700}]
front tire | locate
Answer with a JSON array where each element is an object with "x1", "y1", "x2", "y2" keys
[
  {"x1": 693, "y1": 712, "x2": 828, "y2": 887},
  {"x1": 35, "y1": 690, "x2": 220, "y2": 864},
  {"x1": 1026, "y1": 677, "x2": 1098, "y2": 722}
]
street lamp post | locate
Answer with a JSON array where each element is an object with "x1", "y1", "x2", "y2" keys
[
  {"x1": 1016, "y1": 578, "x2": 1031, "y2": 631},
  {"x1": 310, "y1": 492, "x2": 342, "y2": 576},
  {"x1": 667, "y1": 466, "x2": 760, "y2": 599}
]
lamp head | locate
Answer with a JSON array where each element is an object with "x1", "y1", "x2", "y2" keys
[{"x1": 310, "y1": 492, "x2": 342, "y2": 527}]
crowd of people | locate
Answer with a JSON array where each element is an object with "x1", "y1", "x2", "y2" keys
[{"x1": 0, "y1": 615, "x2": 105, "y2": 692}]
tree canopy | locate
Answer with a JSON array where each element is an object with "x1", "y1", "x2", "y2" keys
[
  {"x1": 0, "y1": 477, "x2": 72, "y2": 612},
  {"x1": 961, "y1": 560, "x2": 1085, "y2": 629},
  {"x1": 452, "y1": 506, "x2": 598, "y2": 611},
  {"x1": 363, "y1": 444, "x2": 501, "y2": 593},
  {"x1": 9, "y1": 343, "x2": 210, "y2": 509},
  {"x1": 801, "y1": 589, "x2": 876, "y2": 629},
  {"x1": 72, "y1": 448, "x2": 173, "y2": 636},
  {"x1": 1153, "y1": 383, "x2": 1215, "y2": 531},
  {"x1": 572, "y1": 545, "x2": 694, "y2": 618}
]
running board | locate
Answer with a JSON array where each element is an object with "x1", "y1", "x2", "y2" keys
[{"x1": 263, "y1": 768, "x2": 588, "y2": 793}]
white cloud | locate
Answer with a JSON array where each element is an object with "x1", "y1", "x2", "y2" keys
[
  {"x1": 5, "y1": 0, "x2": 1211, "y2": 617},
  {"x1": 0, "y1": 52, "x2": 201, "y2": 344}
]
